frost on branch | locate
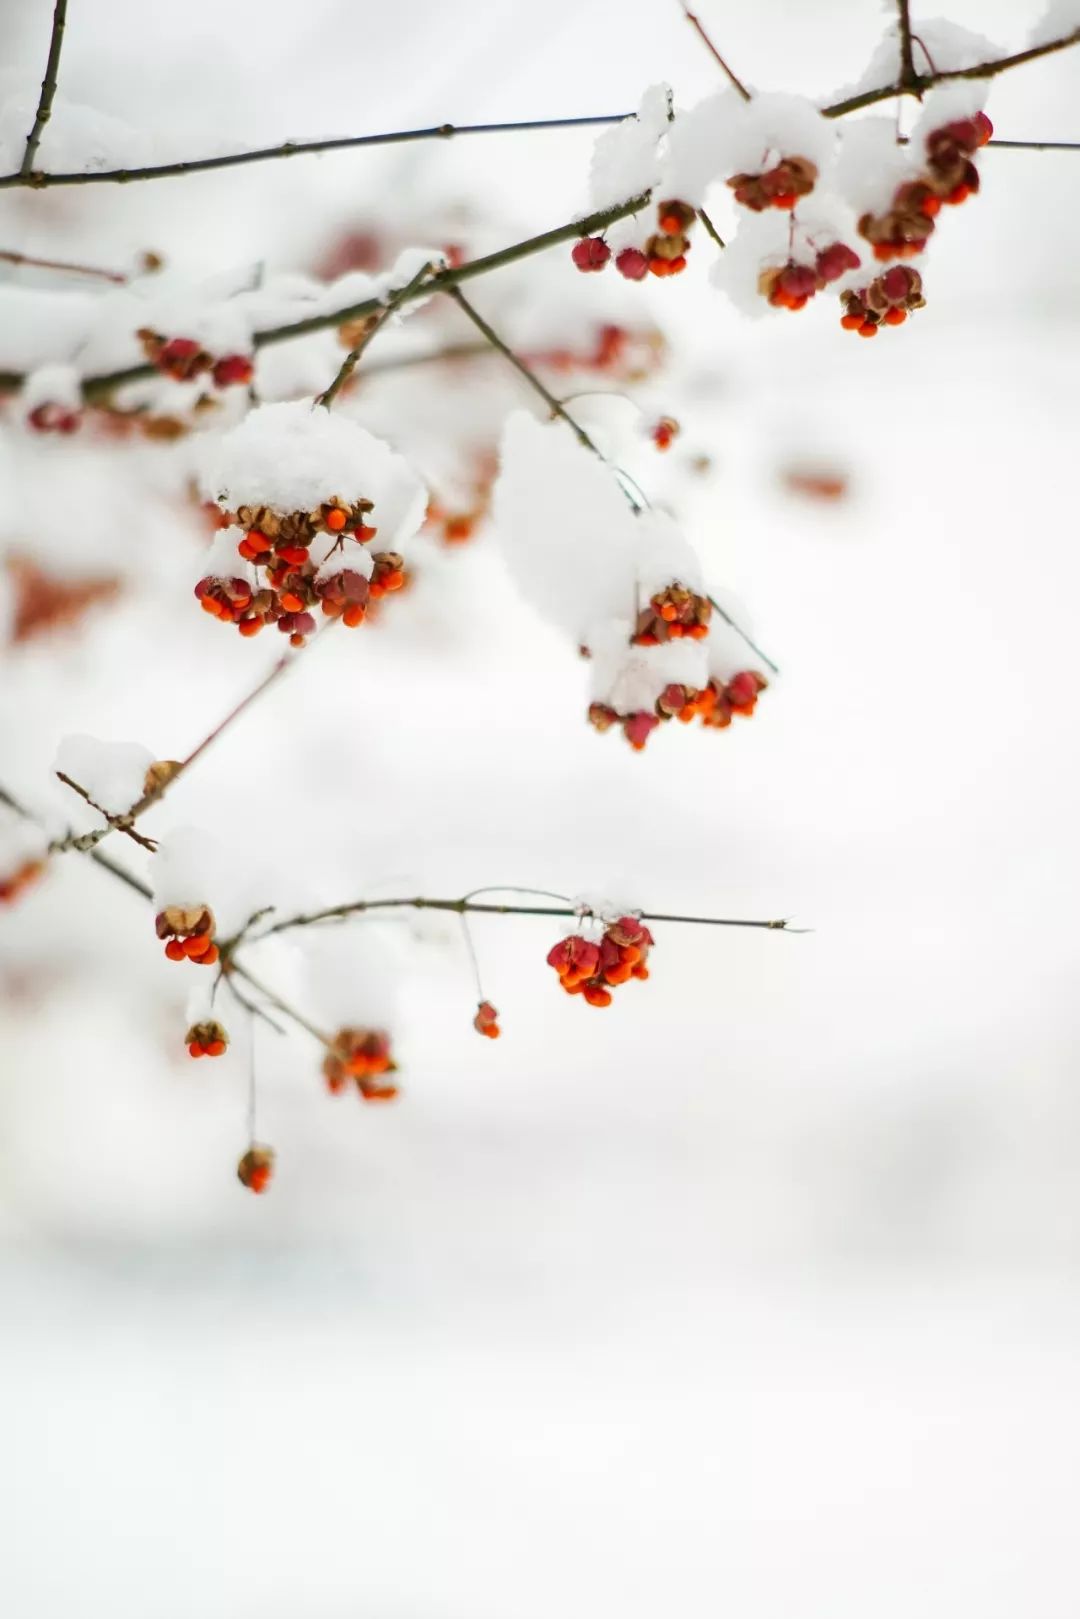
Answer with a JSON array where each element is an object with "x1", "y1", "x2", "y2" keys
[
  {"x1": 53, "y1": 735, "x2": 156, "y2": 817},
  {"x1": 493, "y1": 415, "x2": 770, "y2": 750},
  {"x1": 589, "y1": 84, "x2": 672, "y2": 211},
  {"x1": 0, "y1": 802, "x2": 48, "y2": 907},
  {"x1": 197, "y1": 400, "x2": 426, "y2": 645}
]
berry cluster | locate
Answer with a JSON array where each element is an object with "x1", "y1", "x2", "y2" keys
[
  {"x1": 197, "y1": 497, "x2": 405, "y2": 647},
  {"x1": 546, "y1": 915, "x2": 654, "y2": 1008},
  {"x1": 728, "y1": 156, "x2": 818, "y2": 212},
  {"x1": 136, "y1": 329, "x2": 254, "y2": 388},
  {"x1": 571, "y1": 200, "x2": 696, "y2": 282},
  {"x1": 840, "y1": 265, "x2": 925, "y2": 337},
  {"x1": 186, "y1": 1019, "x2": 229, "y2": 1058},
  {"x1": 237, "y1": 1145, "x2": 274, "y2": 1194},
  {"x1": 859, "y1": 111, "x2": 992, "y2": 262},
  {"x1": 651, "y1": 416, "x2": 679, "y2": 451},
  {"x1": 472, "y1": 1000, "x2": 501, "y2": 1039},
  {"x1": 156, "y1": 904, "x2": 219, "y2": 966},
  {"x1": 589, "y1": 667, "x2": 767, "y2": 750},
  {"x1": 761, "y1": 241, "x2": 862, "y2": 311},
  {"x1": 633, "y1": 585, "x2": 711, "y2": 645},
  {"x1": 322, "y1": 1027, "x2": 399, "y2": 1100}
]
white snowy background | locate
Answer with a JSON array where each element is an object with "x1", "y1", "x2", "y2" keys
[{"x1": 2, "y1": 0, "x2": 1080, "y2": 1614}]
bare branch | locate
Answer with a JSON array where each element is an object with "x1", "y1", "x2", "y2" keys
[
  {"x1": 317, "y1": 259, "x2": 435, "y2": 409},
  {"x1": 678, "y1": 1, "x2": 752, "y2": 101},
  {"x1": 51, "y1": 773, "x2": 158, "y2": 853},
  {"x1": 0, "y1": 246, "x2": 126, "y2": 283},
  {"x1": 21, "y1": 0, "x2": 68, "y2": 176},
  {"x1": 2, "y1": 111, "x2": 631, "y2": 192},
  {"x1": 696, "y1": 206, "x2": 726, "y2": 249}
]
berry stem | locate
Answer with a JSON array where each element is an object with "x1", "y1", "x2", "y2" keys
[
  {"x1": 678, "y1": 2, "x2": 752, "y2": 101},
  {"x1": 444, "y1": 283, "x2": 608, "y2": 460},
  {"x1": 316, "y1": 259, "x2": 435, "y2": 409},
  {"x1": 896, "y1": 1, "x2": 918, "y2": 92},
  {"x1": 20, "y1": 0, "x2": 68, "y2": 177}
]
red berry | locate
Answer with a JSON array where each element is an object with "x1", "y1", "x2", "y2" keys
[
  {"x1": 212, "y1": 353, "x2": 254, "y2": 387},
  {"x1": 571, "y1": 237, "x2": 611, "y2": 272},
  {"x1": 615, "y1": 247, "x2": 649, "y2": 281}
]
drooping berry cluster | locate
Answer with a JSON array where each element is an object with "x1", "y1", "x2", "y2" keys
[
  {"x1": 322, "y1": 1027, "x2": 399, "y2": 1100},
  {"x1": 728, "y1": 155, "x2": 818, "y2": 212},
  {"x1": 589, "y1": 668, "x2": 767, "y2": 751},
  {"x1": 186, "y1": 1019, "x2": 229, "y2": 1058},
  {"x1": 472, "y1": 1000, "x2": 501, "y2": 1039},
  {"x1": 156, "y1": 904, "x2": 219, "y2": 966},
  {"x1": 761, "y1": 241, "x2": 862, "y2": 312},
  {"x1": 546, "y1": 915, "x2": 654, "y2": 1008},
  {"x1": 840, "y1": 265, "x2": 925, "y2": 337},
  {"x1": 137, "y1": 329, "x2": 254, "y2": 388},
  {"x1": 571, "y1": 200, "x2": 696, "y2": 282},
  {"x1": 859, "y1": 111, "x2": 992, "y2": 262},
  {"x1": 197, "y1": 497, "x2": 405, "y2": 647},
  {"x1": 237, "y1": 1145, "x2": 274, "y2": 1194}
]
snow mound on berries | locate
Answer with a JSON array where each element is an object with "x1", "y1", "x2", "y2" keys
[
  {"x1": 827, "y1": 18, "x2": 1000, "y2": 103},
  {"x1": 53, "y1": 736, "x2": 155, "y2": 816},
  {"x1": 200, "y1": 400, "x2": 427, "y2": 541},
  {"x1": 198, "y1": 527, "x2": 248, "y2": 584},
  {"x1": 21, "y1": 363, "x2": 82, "y2": 416},
  {"x1": 494, "y1": 413, "x2": 639, "y2": 642},
  {"x1": 711, "y1": 199, "x2": 864, "y2": 316},
  {"x1": 835, "y1": 118, "x2": 921, "y2": 217},
  {"x1": 588, "y1": 84, "x2": 671, "y2": 210},
  {"x1": 664, "y1": 92, "x2": 835, "y2": 206},
  {"x1": 588, "y1": 620, "x2": 708, "y2": 713},
  {"x1": 153, "y1": 827, "x2": 225, "y2": 912},
  {"x1": 494, "y1": 414, "x2": 707, "y2": 645},
  {"x1": 911, "y1": 82, "x2": 991, "y2": 143},
  {"x1": 1030, "y1": 0, "x2": 1080, "y2": 45},
  {"x1": 0, "y1": 801, "x2": 48, "y2": 874}
]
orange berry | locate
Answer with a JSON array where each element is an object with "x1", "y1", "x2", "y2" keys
[
  {"x1": 667, "y1": 622, "x2": 683, "y2": 638},
  {"x1": 619, "y1": 945, "x2": 642, "y2": 966},
  {"x1": 583, "y1": 986, "x2": 612, "y2": 1008},
  {"x1": 184, "y1": 933, "x2": 211, "y2": 959},
  {"x1": 772, "y1": 194, "x2": 796, "y2": 210},
  {"x1": 920, "y1": 194, "x2": 942, "y2": 218},
  {"x1": 688, "y1": 623, "x2": 708, "y2": 640},
  {"x1": 188, "y1": 1041, "x2": 203, "y2": 1058},
  {"x1": 632, "y1": 964, "x2": 650, "y2": 980},
  {"x1": 237, "y1": 537, "x2": 256, "y2": 561},
  {"x1": 382, "y1": 569, "x2": 404, "y2": 592},
  {"x1": 659, "y1": 603, "x2": 678, "y2": 622},
  {"x1": 280, "y1": 592, "x2": 305, "y2": 613},
  {"x1": 840, "y1": 313, "x2": 863, "y2": 331},
  {"x1": 858, "y1": 322, "x2": 878, "y2": 338},
  {"x1": 201, "y1": 943, "x2": 219, "y2": 966},
  {"x1": 238, "y1": 615, "x2": 263, "y2": 637},
  {"x1": 342, "y1": 604, "x2": 365, "y2": 628},
  {"x1": 276, "y1": 545, "x2": 308, "y2": 567},
  {"x1": 165, "y1": 939, "x2": 186, "y2": 961},
  {"x1": 884, "y1": 306, "x2": 907, "y2": 326},
  {"x1": 355, "y1": 524, "x2": 378, "y2": 543},
  {"x1": 206, "y1": 1039, "x2": 226, "y2": 1056},
  {"x1": 246, "y1": 530, "x2": 271, "y2": 554},
  {"x1": 200, "y1": 596, "x2": 222, "y2": 616},
  {"x1": 325, "y1": 507, "x2": 347, "y2": 532},
  {"x1": 604, "y1": 963, "x2": 633, "y2": 986}
]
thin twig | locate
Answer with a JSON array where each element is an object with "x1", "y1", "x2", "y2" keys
[
  {"x1": 445, "y1": 283, "x2": 607, "y2": 457},
  {"x1": 21, "y1": 0, "x2": 68, "y2": 176},
  {"x1": 678, "y1": 1, "x2": 752, "y2": 100},
  {"x1": 708, "y1": 596, "x2": 780, "y2": 677},
  {"x1": 8, "y1": 191, "x2": 649, "y2": 404},
  {"x1": 258, "y1": 894, "x2": 795, "y2": 939},
  {"x1": 821, "y1": 28, "x2": 1080, "y2": 119},
  {"x1": 0, "y1": 246, "x2": 126, "y2": 283},
  {"x1": 317, "y1": 260, "x2": 434, "y2": 409},
  {"x1": 696, "y1": 206, "x2": 726, "y2": 250},
  {"x1": 51, "y1": 773, "x2": 158, "y2": 853},
  {"x1": 896, "y1": 1, "x2": 917, "y2": 91},
  {"x1": 52, "y1": 656, "x2": 290, "y2": 857},
  {"x1": 2, "y1": 111, "x2": 631, "y2": 191}
]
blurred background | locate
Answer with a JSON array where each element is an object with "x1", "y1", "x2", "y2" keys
[{"x1": 2, "y1": 1, "x2": 1080, "y2": 1614}]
